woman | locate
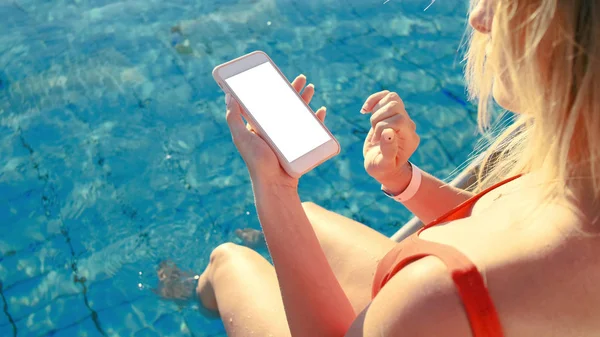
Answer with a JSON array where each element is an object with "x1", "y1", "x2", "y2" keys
[{"x1": 195, "y1": 0, "x2": 600, "y2": 336}]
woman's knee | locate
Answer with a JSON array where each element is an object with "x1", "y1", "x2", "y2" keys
[
  {"x1": 302, "y1": 201, "x2": 326, "y2": 221},
  {"x1": 209, "y1": 242, "x2": 253, "y2": 270},
  {"x1": 206, "y1": 242, "x2": 273, "y2": 285},
  {"x1": 301, "y1": 201, "x2": 318, "y2": 211}
]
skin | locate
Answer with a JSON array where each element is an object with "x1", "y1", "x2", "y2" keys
[
  {"x1": 193, "y1": 1, "x2": 600, "y2": 336},
  {"x1": 471, "y1": 0, "x2": 520, "y2": 112}
]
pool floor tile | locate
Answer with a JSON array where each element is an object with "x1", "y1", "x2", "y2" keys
[{"x1": 0, "y1": 0, "x2": 484, "y2": 335}]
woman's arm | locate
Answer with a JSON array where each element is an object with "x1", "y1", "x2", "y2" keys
[
  {"x1": 361, "y1": 90, "x2": 474, "y2": 224},
  {"x1": 253, "y1": 181, "x2": 356, "y2": 337},
  {"x1": 224, "y1": 88, "x2": 355, "y2": 336},
  {"x1": 380, "y1": 164, "x2": 474, "y2": 224}
]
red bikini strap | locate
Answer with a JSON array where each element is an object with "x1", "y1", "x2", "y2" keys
[
  {"x1": 420, "y1": 174, "x2": 524, "y2": 232},
  {"x1": 418, "y1": 241, "x2": 504, "y2": 337}
]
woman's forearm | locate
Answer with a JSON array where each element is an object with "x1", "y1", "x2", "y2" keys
[
  {"x1": 381, "y1": 166, "x2": 474, "y2": 224},
  {"x1": 252, "y1": 181, "x2": 355, "y2": 337}
]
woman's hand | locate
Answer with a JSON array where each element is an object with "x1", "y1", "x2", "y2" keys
[
  {"x1": 225, "y1": 74, "x2": 326, "y2": 188},
  {"x1": 362, "y1": 90, "x2": 420, "y2": 194}
]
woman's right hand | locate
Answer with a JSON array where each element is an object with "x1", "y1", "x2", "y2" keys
[{"x1": 362, "y1": 91, "x2": 420, "y2": 195}]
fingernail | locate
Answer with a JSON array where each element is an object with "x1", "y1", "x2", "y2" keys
[
  {"x1": 320, "y1": 106, "x2": 327, "y2": 112},
  {"x1": 360, "y1": 109, "x2": 367, "y2": 114},
  {"x1": 308, "y1": 83, "x2": 314, "y2": 88},
  {"x1": 225, "y1": 93, "x2": 231, "y2": 105}
]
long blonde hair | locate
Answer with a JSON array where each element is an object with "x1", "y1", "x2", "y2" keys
[{"x1": 466, "y1": 0, "x2": 600, "y2": 202}]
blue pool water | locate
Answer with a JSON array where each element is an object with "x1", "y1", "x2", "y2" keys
[{"x1": 0, "y1": 0, "x2": 477, "y2": 335}]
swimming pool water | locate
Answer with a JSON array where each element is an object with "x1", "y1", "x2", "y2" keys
[{"x1": 1, "y1": 0, "x2": 476, "y2": 335}]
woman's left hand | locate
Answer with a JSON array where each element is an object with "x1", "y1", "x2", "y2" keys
[{"x1": 225, "y1": 74, "x2": 327, "y2": 188}]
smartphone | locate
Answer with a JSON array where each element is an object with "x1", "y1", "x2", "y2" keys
[{"x1": 212, "y1": 51, "x2": 341, "y2": 178}]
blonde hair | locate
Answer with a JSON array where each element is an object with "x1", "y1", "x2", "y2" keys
[{"x1": 465, "y1": 0, "x2": 600, "y2": 203}]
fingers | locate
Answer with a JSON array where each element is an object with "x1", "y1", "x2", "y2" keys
[
  {"x1": 315, "y1": 106, "x2": 327, "y2": 123},
  {"x1": 371, "y1": 91, "x2": 405, "y2": 114},
  {"x1": 372, "y1": 114, "x2": 416, "y2": 142},
  {"x1": 225, "y1": 94, "x2": 249, "y2": 142},
  {"x1": 372, "y1": 119, "x2": 395, "y2": 143},
  {"x1": 301, "y1": 83, "x2": 315, "y2": 103},
  {"x1": 379, "y1": 129, "x2": 398, "y2": 162},
  {"x1": 366, "y1": 97, "x2": 415, "y2": 142},
  {"x1": 361, "y1": 90, "x2": 390, "y2": 113},
  {"x1": 291, "y1": 74, "x2": 315, "y2": 104},
  {"x1": 291, "y1": 74, "x2": 307, "y2": 93},
  {"x1": 369, "y1": 101, "x2": 401, "y2": 128},
  {"x1": 365, "y1": 127, "x2": 376, "y2": 144},
  {"x1": 225, "y1": 94, "x2": 259, "y2": 135}
]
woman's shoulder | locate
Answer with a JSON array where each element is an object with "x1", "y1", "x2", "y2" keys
[
  {"x1": 392, "y1": 199, "x2": 600, "y2": 336},
  {"x1": 486, "y1": 204, "x2": 600, "y2": 335},
  {"x1": 456, "y1": 193, "x2": 600, "y2": 335}
]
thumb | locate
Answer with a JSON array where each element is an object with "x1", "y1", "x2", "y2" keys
[
  {"x1": 225, "y1": 94, "x2": 249, "y2": 142},
  {"x1": 380, "y1": 128, "x2": 398, "y2": 162}
]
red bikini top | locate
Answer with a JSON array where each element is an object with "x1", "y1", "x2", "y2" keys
[{"x1": 372, "y1": 175, "x2": 522, "y2": 337}]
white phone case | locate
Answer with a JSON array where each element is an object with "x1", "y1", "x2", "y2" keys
[{"x1": 212, "y1": 51, "x2": 340, "y2": 178}]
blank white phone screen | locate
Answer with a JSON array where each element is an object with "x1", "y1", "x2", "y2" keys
[{"x1": 225, "y1": 62, "x2": 332, "y2": 162}]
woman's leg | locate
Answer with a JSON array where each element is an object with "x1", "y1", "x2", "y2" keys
[
  {"x1": 301, "y1": 202, "x2": 396, "y2": 312},
  {"x1": 203, "y1": 202, "x2": 396, "y2": 318},
  {"x1": 195, "y1": 202, "x2": 396, "y2": 336},
  {"x1": 197, "y1": 243, "x2": 292, "y2": 337}
]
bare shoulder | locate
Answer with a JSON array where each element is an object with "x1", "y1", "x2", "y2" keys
[
  {"x1": 471, "y1": 195, "x2": 600, "y2": 336},
  {"x1": 350, "y1": 192, "x2": 600, "y2": 336},
  {"x1": 346, "y1": 256, "x2": 473, "y2": 337},
  {"x1": 491, "y1": 201, "x2": 600, "y2": 333}
]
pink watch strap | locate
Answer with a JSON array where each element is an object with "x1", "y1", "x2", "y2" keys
[{"x1": 382, "y1": 163, "x2": 422, "y2": 202}]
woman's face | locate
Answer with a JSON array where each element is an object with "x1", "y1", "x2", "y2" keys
[{"x1": 469, "y1": 0, "x2": 519, "y2": 112}]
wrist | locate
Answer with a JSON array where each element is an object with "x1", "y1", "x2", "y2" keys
[
  {"x1": 252, "y1": 178, "x2": 301, "y2": 213},
  {"x1": 251, "y1": 173, "x2": 299, "y2": 194},
  {"x1": 379, "y1": 163, "x2": 413, "y2": 196}
]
